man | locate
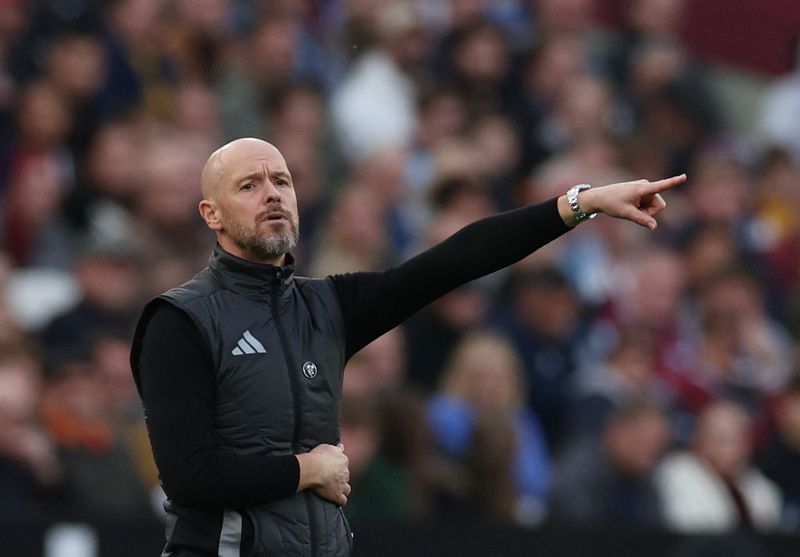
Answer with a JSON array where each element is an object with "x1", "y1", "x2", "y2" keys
[{"x1": 130, "y1": 138, "x2": 684, "y2": 556}]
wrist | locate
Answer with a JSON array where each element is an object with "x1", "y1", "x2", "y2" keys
[
  {"x1": 579, "y1": 188, "x2": 601, "y2": 216},
  {"x1": 565, "y1": 183, "x2": 598, "y2": 224},
  {"x1": 557, "y1": 195, "x2": 578, "y2": 228}
]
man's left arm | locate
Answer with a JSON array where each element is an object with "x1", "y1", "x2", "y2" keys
[{"x1": 330, "y1": 175, "x2": 685, "y2": 360}]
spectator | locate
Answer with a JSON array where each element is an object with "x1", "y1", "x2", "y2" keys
[
  {"x1": 404, "y1": 209, "x2": 491, "y2": 390},
  {"x1": 40, "y1": 353, "x2": 152, "y2": 518},
  {"x1": 758, "y1": 374, "x2": 800, "y2": 531},
  {"x1": 428, "y1": 331, "x2": 552, "y2": 525},
  {"x1": 340, "y1": 395, "x2": 415, "y2": 524},
  {"x1": 492, "y1": 266, "x2": 588, "y2": 448},
  {"x1": 757, "y1": 39, "x2": 800, "y2": 162},
  {"x1": 0, "y1": 345, "x2": 61, "y2": 519},
  {"x1": 331, "y1": 1, "x2": 425, "y2": 161},
  {"x1": 549, "y1": 398, "x2": 670, "y2": 527},
  {"x1": 39, "y1": 242, "x2": 142, "y2": 362},
  {"x1": 655, "y1": 400, "x2": 782, "y2": 533},
  {"x1": 570, "y1": 325, "x2": 672, "y2": 436}
]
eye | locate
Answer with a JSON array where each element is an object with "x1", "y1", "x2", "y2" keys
[{"x1": 241, "y1": 182, "x2": 256, "y2": 191}]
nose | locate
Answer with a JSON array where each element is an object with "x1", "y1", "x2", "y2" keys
[{"x1": 263, "y1": 179, "x2": 282, "y2": 204}]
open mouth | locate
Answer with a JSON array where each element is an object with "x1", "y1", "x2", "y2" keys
[{"x1": 262, "y1": 211, "x2": 289, "y2": 222}]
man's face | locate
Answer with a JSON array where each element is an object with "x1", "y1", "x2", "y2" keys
[{"x1": 203, "y1": 140, "x2": 300, "y2": 263}]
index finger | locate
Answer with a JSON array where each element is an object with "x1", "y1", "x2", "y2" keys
[{"x1": 645, "y1": 174, "x2": 687, "y2": 194}]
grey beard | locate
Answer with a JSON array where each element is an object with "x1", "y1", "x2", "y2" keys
[{"x1": 234, "y1": 225, "x2": 299, "y2": 261}]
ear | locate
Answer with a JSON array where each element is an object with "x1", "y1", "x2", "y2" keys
[{"x1": 199, "y1": 199, "x2": 223, "y2": 231}]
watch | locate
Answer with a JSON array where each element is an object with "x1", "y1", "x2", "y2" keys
[{"x1": 566, "y1": 183, "x2": 597, "y2": 224}]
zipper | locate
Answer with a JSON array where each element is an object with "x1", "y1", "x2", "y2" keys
[
  {"x1": 339, "y1": 506, "x2": 353, "y2": 551},
  {"x1": 271, "y1": 273, "x2": 318, "y2": 557}
]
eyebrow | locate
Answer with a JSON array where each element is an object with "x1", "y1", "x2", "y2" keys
[
  {"x1": 235, "y1": 170, "x2": 264, "y2": 185},
  {"x1": 234, "y1": 169, "x2": 292, "y2": 184}
]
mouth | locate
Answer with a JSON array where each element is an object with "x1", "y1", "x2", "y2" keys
[{"x1": 260, "y1": 210, "x2": 290, "y2": 223}]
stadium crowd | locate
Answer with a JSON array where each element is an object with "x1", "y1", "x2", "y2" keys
[{"x1": 1, "y1": 0, "x2": 800, "y2": 540}]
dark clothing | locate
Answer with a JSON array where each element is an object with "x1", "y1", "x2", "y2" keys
[
  {"x1": 758, "y1": 435, "x2": 800, "y2": 531},
  {"x1": 548, "y1": 438, "x2": 663, "y2": 528},
  {"x1": 131, "y1": 199, "x2": 569, "y2": 556}
]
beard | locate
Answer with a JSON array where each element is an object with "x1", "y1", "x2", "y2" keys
[{"x1": 228, "y1": 216, "x2": 299, "y2": 262}]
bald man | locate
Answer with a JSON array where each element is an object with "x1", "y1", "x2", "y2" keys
[{"x1": 131, "y1": 138, "x2": 684, "y2": 556}]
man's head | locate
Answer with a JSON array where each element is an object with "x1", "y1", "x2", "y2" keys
[
  {"x1": 604, "y1": 399, "x2": 670, "y2": 477},
  {"x1": 199, "y1": 138, "x2": 299, "y2": 265}
]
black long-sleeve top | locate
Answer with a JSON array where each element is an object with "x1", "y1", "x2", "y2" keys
[{"x1": 136, "y1": 198, "x2": 570, "y2": 508}]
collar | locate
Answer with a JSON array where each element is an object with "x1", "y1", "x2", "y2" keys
[{"x1": 208, "y1": 244, "x2": 295, "y2": 298}]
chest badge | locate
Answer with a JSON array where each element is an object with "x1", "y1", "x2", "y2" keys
[{"x1": 302, "y1": 361, "x2": 318, "y2": 379}]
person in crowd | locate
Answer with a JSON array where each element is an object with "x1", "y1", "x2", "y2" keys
[
  {"x1": 492, "y1": 265, "x2": 588, "y2": 448},
  {"x1": 656, "y1": 400, "x2": 782, "y2": 533},
  {"x1": 757, "y1": 374, "x2": 800, "y2": 531},
  {"x1": 549, "y1": 398, "x2": 670, "y2": 527},
  {"x1": 0, "y1": 344, "x2": 61, "y2": 519},
  {"x1": 428, "y1": 330, "x2": 552, "y2": 525}
]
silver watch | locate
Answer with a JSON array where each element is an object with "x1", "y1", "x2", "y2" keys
[{"x1": 566, "y1": 183, "x2": 597, "y2": 223}]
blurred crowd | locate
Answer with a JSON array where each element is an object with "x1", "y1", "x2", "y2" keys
[{"x1": 2, "y1": 0, "x2": 800, "y2": 540}]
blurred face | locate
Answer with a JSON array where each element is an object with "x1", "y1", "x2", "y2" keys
[
  {"x1": 48, "y1": 35, "x2": 106, "y2": 100},
  {"x1": 519, "y1": 286, "x2": 578, "y2": 338},
  {"x1": 455, "y1": 27, "x2": 508, "y2": 83},
  {"x1": 526, "y1": 36, "x2": 584, "y2": 98},
  {"x1": 683, "y1": 228, "x2": 737, "y2": 290},
  {"x1": 690, "y1": 162, "x2": 750, "y2": 223},
  {"x1": 628, "y1": 0, "x2": 686, "y2": 36},
  {"x1": 200, "y1": 139, "x2": 299, "y2": 264},
  {"x1": 89, "y1": 124, "x2": 138, "y2": 197},
  {"x1": 251, "y1": 19, "x2": 297, "y2": 79},
  {"x1": 695, "y1": 403, "x2": 751, "y2": 480},
  {"x1": 8, "y1": 155, "x2": 65, "y2": 227},
  {"x1": 471, "y1": 116, "x2": 518, "y2": 176},
  {"x1": 558, "y1": 76, "x2": 611, "y2": 137},
  {"x1": 140, "y1": 148, "x2": 203, "y2": 226},
  {"x1": 0, "y1": 359, "x2": 40, "y2": 424},
  {"x1": 329, "y1": 185, "x2": 384, "y2": 255},
  {"x1": 451, "y1": 338, "x2": 520, "y2": 411},
  {"x1": 174, "y1": 83, "x2": 219, "y2": 135},
  {"x1": 274, "y1": 89, "x2": 323, "y2": 139},
  {"x1": 606, "y1": 411, "x2": 670, "y2": 476},
  {"x1": 110, "y1": 0, "x2": 162, "y2": 44},
  {"x1": 0, "y1": 0, "x2": 29, "y2": 41},
  {"x1": 629, "y1": 252, "x2": 684, "y2": 327},
  {"x1": 16, "y1": 81, "x2": 72, "y2": 148},
  {"x1": 77, "y1": 257, "x2": 140, "y2": 312},
  {"x1": 418, "y1": 92, "x2": 466, "y2": 145}
]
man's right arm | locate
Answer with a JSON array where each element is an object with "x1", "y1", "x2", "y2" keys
[{"x1": 137, "y1": 302, "x2": 348, "y2": 508}]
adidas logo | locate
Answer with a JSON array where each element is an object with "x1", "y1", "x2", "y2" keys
[{"x1": 232, "y1": 330, "x2": 266, "y2": 355}]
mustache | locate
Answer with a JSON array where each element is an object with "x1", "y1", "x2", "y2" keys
[{"x1": 257, "y1": 206, "x2": 292, "y2": 222}]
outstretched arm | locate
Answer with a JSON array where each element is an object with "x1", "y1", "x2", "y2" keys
[{"x1": 331, "y1": 175, "x2": 687, "y2": 359}]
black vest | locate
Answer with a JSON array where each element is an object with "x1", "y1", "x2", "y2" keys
[{"x1": 131, "y1": 246, "x2": 353, "y2": 557}]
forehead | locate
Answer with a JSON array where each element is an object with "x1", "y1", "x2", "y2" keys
[{"x1": 220, "y1": 142, "x2": 289, "y2": 181}]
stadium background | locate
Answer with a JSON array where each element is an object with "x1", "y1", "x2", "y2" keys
[{"x1": 2, "y1": 0, "x2": 800, "y2": 555}]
